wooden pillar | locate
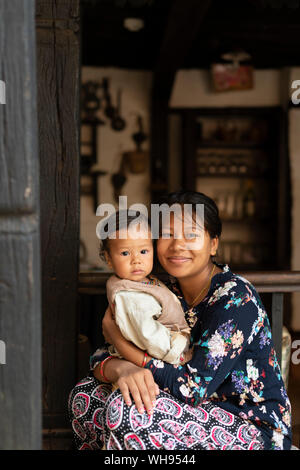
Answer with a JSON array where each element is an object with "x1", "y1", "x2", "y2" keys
[
  {"x1": 150, "y1": 0, "x2": 212, "y2": 201},
  {"x1": 36, "y1": 0, "x2": 80, "y2": 431},
  {"x1": 272, "y1": 293, "x2": 283, "y2": 368},
  {"x1": 0, "y1": 0, "x2": 41, "y2": 449},
  {"x1": 150, "y1": 95, "x2": 169, "y2": 202}
]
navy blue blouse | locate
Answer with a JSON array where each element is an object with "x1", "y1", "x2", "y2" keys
[{"x1": 90, "y1": 264, "x2": 292, "y2": 450}]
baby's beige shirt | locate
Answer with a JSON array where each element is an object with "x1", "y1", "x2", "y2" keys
[{"x1": 106, "y1": 275, "x2": 191, "y2": 364}]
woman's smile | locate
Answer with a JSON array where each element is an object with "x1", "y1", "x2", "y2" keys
[{"x1": 167, "y1": 255, "x2": 192, "y2": 264}]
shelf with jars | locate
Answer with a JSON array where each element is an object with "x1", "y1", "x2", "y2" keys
[
  {"x1": 194, "y1": 113, "x2": 277, "y2": 271},
  {"x1": 195, "y1": 115, "x2": 269, "y2": 147},
  {"x1": 167, "y1": 106, "x2": 289, "y2": 271},
  {"x1": 218, "y1": 240, "x2": 272, "y2": 269},
  {"x1": 196, "y1": 148, "x2": 269, "y2": 179},
  {"x1": 212, "y1": 180, "x2": 271, "y2": 222}
]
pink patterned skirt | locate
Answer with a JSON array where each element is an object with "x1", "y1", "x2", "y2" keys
[{"x1": 68, "y1": 376, "x2": 264, "y2": 450}]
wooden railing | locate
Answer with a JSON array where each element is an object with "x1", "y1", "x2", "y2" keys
[{"x1": 79, "y1": 270, "x2": 300, "y2": 368}]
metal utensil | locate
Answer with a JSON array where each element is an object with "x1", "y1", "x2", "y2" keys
[{"x1": 111, "y1": 89, "x2": 126, "y2": 131}]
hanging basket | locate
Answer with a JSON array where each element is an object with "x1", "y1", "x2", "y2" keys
[{"x1": 123, "y1": 151, "x2": 148, "y2": 174}]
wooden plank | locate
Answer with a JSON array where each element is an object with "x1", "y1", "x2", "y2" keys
[
  {"x1": 78, "y1": 270, "x2": 300, "y2": 290},
  {"x1": 0, "y1": 3, "x2": 38, "y2": 213},
  {"x1": 36, "y1": 0, "x2": 80, "y2": 429},
  {"x1": 272, "y1": 293, "x2": 284, "y2": 368},
  {"x1": 42, "y1": 428, "x2": 73, "y2": 450},
  {"x1": 0, "y1": 0, "x2": 41, "y2": 449}
]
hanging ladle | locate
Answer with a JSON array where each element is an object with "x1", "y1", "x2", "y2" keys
[
  {"x1": 102, "y1": 77, "x2": 115, "y2": 119},
  {"x1": 111, "y1": 89, "x2": 126, "y2": 132},
  {"x1": 132, "y1": 115, "x2": 147, "y2": 151}
]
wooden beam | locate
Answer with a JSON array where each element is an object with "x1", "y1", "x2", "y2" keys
[
  {"x1": 151, "y1": 0, "x2": 211, "y2": 200},
  {"x1": 78, "y1": 271, "x2": 300, "y2": 293},
  {"x1": 36, "y1": 0, "x2": 80, "y2": 430},
  {"x1": 153, "y1": 0, "x2": 212, "y2": 100},
  {"x1": 0, "y1": 0, "x2": 42, "y2": 449}
]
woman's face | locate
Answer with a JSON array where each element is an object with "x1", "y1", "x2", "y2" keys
[{"x1": 156, "y1": 212, "x2": 219, "y2": 280}]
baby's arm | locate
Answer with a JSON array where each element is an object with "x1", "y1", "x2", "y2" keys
[
  {"x1": 179, "y1": 346, "x2": 194, "y2": 365},
  {"x1": 107, "y1": 320, "x2": 148, "y2": 367}
]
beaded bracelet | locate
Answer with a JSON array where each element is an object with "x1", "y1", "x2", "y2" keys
[
  {"x1": 99, "y1": 355, "x2": 114, "y2": 382},
  {"x1": 142, "y1": 352, "x2": 148, "y2": 368}
]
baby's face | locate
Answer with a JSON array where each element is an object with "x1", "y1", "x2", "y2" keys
[{"x1": 105, "y1": 229, "x2": 153, "y2": 281}]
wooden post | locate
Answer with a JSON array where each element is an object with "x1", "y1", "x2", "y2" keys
[
  {"x1": 0, "y1": 0, "x2": 41, "y2": 449},
  {"x1": 36, "y1": 0, "x2": 80, "y2": 432},
  {"x1": 272, "y1": 292, "x2": 283, "y2": 368}
]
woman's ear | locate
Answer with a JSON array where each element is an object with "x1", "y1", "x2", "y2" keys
[{"x1": 210, "y1": 236, "x2": 219, "y2": 256}]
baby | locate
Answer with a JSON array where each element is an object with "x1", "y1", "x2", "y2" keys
[{"x1": 99, "y1": 210, "x2": 191, "y2": 365}]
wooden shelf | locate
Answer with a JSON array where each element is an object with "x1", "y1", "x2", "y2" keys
[
  {"x1": 167, "y1": 106, "x2": 289, "y2": 272},
  {"x1": 222, "y1": 217, "x2": 271, "y2": 224},
  {"x1": 196, "y1": 141, "x2": 267, "y2": 149},
  {"x1": 196, "y1": 172, "x2": 268, "y2": 179}
]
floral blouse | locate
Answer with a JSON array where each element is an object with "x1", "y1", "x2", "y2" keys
[{"x1": 90, "y1": 264, "x2": 292, "y2": 450}]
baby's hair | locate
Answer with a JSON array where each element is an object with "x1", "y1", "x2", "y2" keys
[{"x1": 99, "y1": 210, "x2": 151, "y2": 262}]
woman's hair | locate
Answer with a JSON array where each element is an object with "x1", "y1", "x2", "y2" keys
[
  {"x1": 99, "y1": 210, "x2": 151, "y2": 262},
  {"x1": 158, "y1": 190, "x2": 222, "y2": 240}
]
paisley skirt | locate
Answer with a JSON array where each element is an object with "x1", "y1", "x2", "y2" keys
[{"x1": 68, "y1": 375, "x2": 265, "y2": 451}]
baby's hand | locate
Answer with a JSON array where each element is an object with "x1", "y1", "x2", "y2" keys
[{"x1": 179, "y1": 347, "x2": 194, "y2": 365}]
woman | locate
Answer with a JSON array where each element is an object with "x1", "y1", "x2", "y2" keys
[{"x1": 68, "y1": 191, "x2": 292, "y2": 450}]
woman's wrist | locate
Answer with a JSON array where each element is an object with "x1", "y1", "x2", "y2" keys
[
  {"x1": 145, "y1": 355, "x2": 152, "y2": 366},
  {"x1": 94, "y1": 357, "x2": 119, "y2": 382},
  {"x1": 97, "y1": 357, "x2": 134, "y2": 383}
]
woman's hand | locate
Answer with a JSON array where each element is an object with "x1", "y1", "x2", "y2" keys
[{"x1": 114, "y1": 361, "x2": 160, "y2": 415}]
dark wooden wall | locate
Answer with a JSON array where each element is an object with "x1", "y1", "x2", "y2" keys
[
  {"x1": 36, "y1": 0, "x2": 80, "y2": 431},
  {"x1": 0, "y1": 0, "x2": 42, "y2": 449}
]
